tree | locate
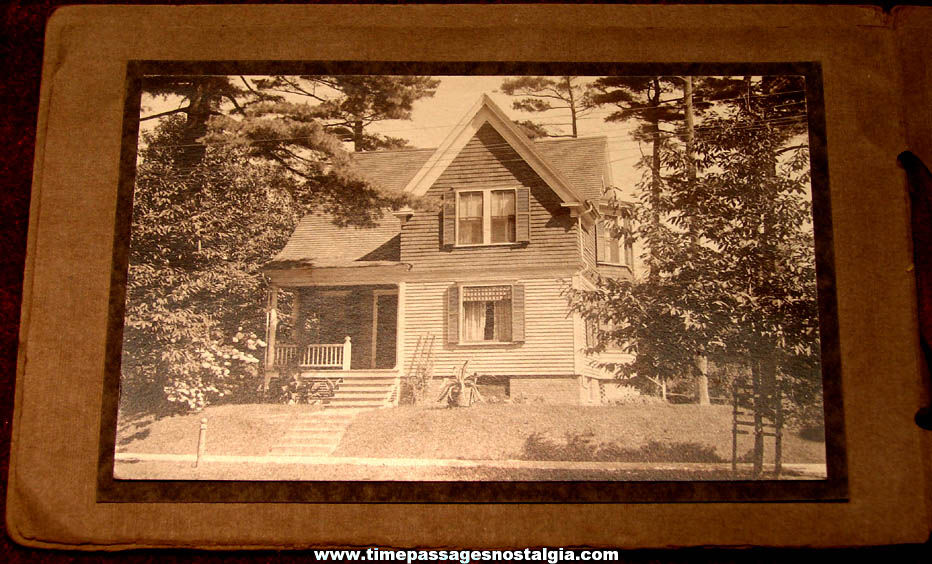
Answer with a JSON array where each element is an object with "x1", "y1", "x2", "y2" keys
[
  {"x1": 588, "y1": 76, "x2": 685, "y2": 233},
  {"x1": 499, "y1": 76, "x2": 594, "y2": 138},
  {"x1": 123, "y1": 75, "x2": 427, "y2": 413},
  {"x1": 140, "y1": 75, "x2": 266, "y2": 168},
  {"x1": 254, "y1": 75, "x2": 439, "y2": 151},
  {"x1": 571, "y1": 76, "x2": 818, "y2": 428},
  {"x1": 121, "y1": 116, "x2": 301, "y2": 412}
]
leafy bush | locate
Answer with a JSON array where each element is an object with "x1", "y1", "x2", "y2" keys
[
  {"x1": 522, "y1": 431, "x2": 724, "y2": 463},
  {"x1": 604, "y1": 383, "x2": 666, "y2": 405}
]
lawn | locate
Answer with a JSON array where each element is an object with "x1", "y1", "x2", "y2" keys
[
  {"x1": 116, "y1": 403, "x2": 321, "y2": 456},
  {"x1": 332, "y1": 404, "x2": 826, "y2": 464},
  {"x1": 115, "y1": 402, "x2": 826, "y2": 466}
]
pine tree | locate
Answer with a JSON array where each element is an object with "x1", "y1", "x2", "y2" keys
[
  {"x1": 499, "y1": 76, "x2": 593, "y2": 138},
  {"x1": 253, "y1": 75, "x2": 439, "y2": 151},
  {"x1": 571, "y1": 76, "x2": 818, "y2": 430}
]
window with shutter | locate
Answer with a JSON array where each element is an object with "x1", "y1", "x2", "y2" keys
[
  {"x1": 446, "y1": 285, "x2": 459, "y2": 343},
  {"x1": 449, "y1": 283, "x2": 525, "y2": 344},
  {"x1": 451, "y1": 187, "x2": 528, "y2": 246},
  {"x1": 442, "y1": 190, "x2": 456, "y2": 247}
]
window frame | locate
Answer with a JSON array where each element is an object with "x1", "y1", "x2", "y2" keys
[
  {"x1": 458, "y1": 282, "x2": 516, "y2": 345},
  {"x1": 596, "y1": 217, "x2": 629, "y2": 267},
  {"x1": 455, "y1": 187, "x2": 518, "y2": 247}
]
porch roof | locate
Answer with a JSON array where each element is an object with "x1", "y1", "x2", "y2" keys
[
  {"x1": 265, "y1": 136, "x2": 609, "y2": 270},
  {"x1": 265, "y1": 211, "x2": 402, "y2": 269}
]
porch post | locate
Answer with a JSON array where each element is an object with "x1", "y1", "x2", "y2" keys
[
  {"x1": 396, "y1": 282, "x2": 406, "y2": 370},
  {"x1": 394, "y1": 282, "x2": 406, "y2": 406},
  {"x1": 263, "y1": 284, "x2": 279, "y2": 391},
  {"x1": 292, "y1": 289, "x2": 303, "y2": 364},
  {"x1": 342, "y1": 336, "x2": 352, "y2": 370}
]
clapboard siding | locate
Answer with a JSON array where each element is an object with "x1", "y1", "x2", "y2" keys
[
  {"x1": 402, "y1": 279, "x2": 576, "y2": 377},
  {"x1": 400, "y1": 123, "x2": 581, "y2": 269},
  {"x1": 580, "y1": 221, "x2": 596, "y2": 270}
]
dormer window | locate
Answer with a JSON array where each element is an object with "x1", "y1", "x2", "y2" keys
[{"x1": 456, "y1": 189, "x2": 517, "y2": 245}]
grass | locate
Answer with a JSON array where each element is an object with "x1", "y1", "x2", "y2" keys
[
  {"x1": 333, "y1": 404, "x2": 826, "y2": 464},
  {"x1": 115, "y1": 402, "x2": 825, "y2": 466},
  {"x1": 115, "y1": 403, "x2": 321, "y2": 456}
]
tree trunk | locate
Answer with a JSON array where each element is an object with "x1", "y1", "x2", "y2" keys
[
  {"x1": 750, "y1": 358, "x2": 765, "y2": 478},
  {"x1": 696, "y1": 353, "x2": 711, "y2": 406},
  {"x1": 683, "y1": 76, "x2": 711, "y2": 406},
  {"x1": 352, "y1": 119, "x2": 364, "y2": 152},
  {"x1": 564, "y1": 76, "x2": 579, "y2": 138},
  {"x1": 178, "y1": 82, "x2": 216, "y2": 169}
]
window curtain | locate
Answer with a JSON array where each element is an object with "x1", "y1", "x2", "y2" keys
[
  {"x1": 493, "y1": 299, "x2": 513, "y2": 341},
  {"x1": 491, "y1": 190, "x2": 516, "y2": 243},
  {"x1": 463, "y1": 301, "x2": 486, "y2": 341},
  {"x1": 458, "y1": 191, "x2": 483, "y2": 244}
]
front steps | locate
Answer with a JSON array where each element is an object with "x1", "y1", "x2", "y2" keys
[
  {"x1": 269, "y1": 410, "x2": 360, "y2": 456},
  {"x1": 321, "y1": 372, "x2": 398, "y2": 409},
  {"x1": 269, "y1": 370, "x2": 399, "y2": 456}
]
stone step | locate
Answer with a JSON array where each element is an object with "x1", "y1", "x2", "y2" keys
[
  {"x1": 336, "y1": 384, "x2": 395, "y2": 391},
  {"x1": 326, "y1": 397, "x2": 390, "y2": 405},
  {"x1": 281, "y1": 422, "x2": 348, "y2": 430},
  {"x1": 273, "y1": 440, "x2": 340, "y2": 449},
  {"x1": 335, "y1": 377, "x2": 399, "y2": 384},
  {"x1": 269, "y1": 446, "x2": 334, "y2": 456},
  {"x1": 329, "y1": 390, "x2": 389, "y2": 401},
  {"x1": 282, "y1": 430, "x2": 344, "y2": 439}
]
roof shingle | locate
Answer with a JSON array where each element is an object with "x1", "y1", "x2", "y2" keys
[{"x1": 267, "y1": 135, "x2": 608, "y2": 268}]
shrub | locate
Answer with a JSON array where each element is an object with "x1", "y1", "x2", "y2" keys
[
  {"x1": 522, "y1": 432, "x2": 724, "y2": 463},
  {"x1": 604, "y1": 383, "x2": 666, "y2": 405}
]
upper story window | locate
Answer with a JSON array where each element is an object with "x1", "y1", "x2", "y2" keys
[
  {"x1": 596, "y1": 218, "x2": 630, "y2": 266},
  {"x1": 456, "y1": 189, "x2": 517, "y2": 245}
]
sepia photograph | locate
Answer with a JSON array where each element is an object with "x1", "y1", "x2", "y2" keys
[{"x1": 110, "y1": 66, "x2": 834, "y2": 485}]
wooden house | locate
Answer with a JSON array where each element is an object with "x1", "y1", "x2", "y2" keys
[{"x1": 262, "y1": 95, "x2": 635, "y2": 408}]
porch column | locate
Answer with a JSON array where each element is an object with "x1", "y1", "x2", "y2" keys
[
  {"x1": 263, "y1": 284, "x2": 279, "y2": 391},
  {"x1": 396, "y1": 282, "x2": 406, "y2": 371},
  {"x1": 292, "y1": 289, "x2": 303, "y2": 365}
]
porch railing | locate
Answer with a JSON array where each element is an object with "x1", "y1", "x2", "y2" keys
[{"x1": 273, "y1": 336, "x2": 352, "y2": 370}]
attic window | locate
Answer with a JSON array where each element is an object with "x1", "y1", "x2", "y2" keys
[
  {"x1": 456, "y1": 189, "x2": 517, "y2": 245},
  {"x1": 443, "y1": 187, "x2": 530, "y2": 247}
]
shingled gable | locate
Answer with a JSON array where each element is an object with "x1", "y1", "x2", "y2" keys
[
  {"x1": 401, "y1": 94, "x2": 587, "y2": 205},
  {"x1": 266, "y1": 96, "x2": 614, "y2": 270}
]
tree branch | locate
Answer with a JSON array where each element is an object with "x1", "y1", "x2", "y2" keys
[{"x1": 140, "y1": 106, "x2": 190, "y2": 121}]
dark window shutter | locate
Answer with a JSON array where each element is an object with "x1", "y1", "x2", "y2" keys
[
  {"x1": 516, "y1": 187, "x2": 531, "y2": 242},
  {"x1": 442, "y1": 190, "x2": 455, "y2": 247},
  {"x1": 447, "y1": 284, "x2": 459, "y2": 344},
  {"x1": 596, "y1": 222, "x2": 606, "y2": 262},
  {"x1": 511, "y1": 283, "x2": 525, "y2": 342}
]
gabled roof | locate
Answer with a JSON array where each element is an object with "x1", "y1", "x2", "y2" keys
[
  {"x1": 534, "y1": 136, "x2": 609, "y2": 202},
  {"x1": 267, "y1": 95, "x2": 613, "y2": 270},
  {"x1": 401, "y1": 94, "x2": 587, "y2": 204}
]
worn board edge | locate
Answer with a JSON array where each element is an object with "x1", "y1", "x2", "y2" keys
[{"x1": 5, "y1": 3, "x2": 930, "y2": 549}]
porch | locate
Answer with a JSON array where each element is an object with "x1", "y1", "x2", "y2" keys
[{"x1": 262, "y1": 283, "x2": 404, "y2": 407}]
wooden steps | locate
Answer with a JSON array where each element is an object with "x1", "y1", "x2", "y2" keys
[{"x1": 269, "y1": 370, "x2": 400, "y2": 456}]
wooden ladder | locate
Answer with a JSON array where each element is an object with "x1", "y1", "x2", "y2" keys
[{"x1": 403, "y1": 334, "x2": 436, "y2": 402}]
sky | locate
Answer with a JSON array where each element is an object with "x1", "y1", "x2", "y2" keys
[
  {"x1": 364, "y1": 76, "x2": 644, "y2": 190},
  {"x1": 139, "y1": 74, "x2": 811, "y2": 198},
  {"x1": 139, "y1": 75, "x2": 648, "y2": 192}
]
